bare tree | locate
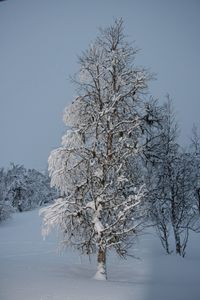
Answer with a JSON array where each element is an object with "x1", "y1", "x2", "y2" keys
[
  {"x1": 147, "y1": 99, "x2": 199, "y2": 256},
  {"x1": 190, "y1": 124, "x2": 200, "y2": 214},
  {"x1": 144, "y1": 99, "x2": 176, "y2": 254},
  {"x1": 40, "y1": 19, "x2": 160, "y2": 280}
]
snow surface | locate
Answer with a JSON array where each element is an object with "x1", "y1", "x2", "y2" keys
[{"x1": 0, "y1": 209, "x2": 200, "y2": 300}]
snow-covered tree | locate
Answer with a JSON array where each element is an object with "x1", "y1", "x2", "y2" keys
[
  {"x1": 145, "y1": 99, "x2": 178, "y2": 254},
  {"x1": 190, "y1": 124, "x2": 200, "y2": 214},
  {"x1": 2, "y1": 164, "x2": 56, "y2": 213},
  {"x1": 146, "y1": 100, "x2": 199, "y2": 256},
  {"x1": 40, "y1": 19, "x2": 161, "y2": 279},
  {"x1": 25, "y1": 168, "x2": 57, "y2": 209},
  {"x1": 5, "y1": 164, "x2": 27, "y2": 212},
  {"x1": 0, "y1": 168, "x2": 13, "y2": 222}
]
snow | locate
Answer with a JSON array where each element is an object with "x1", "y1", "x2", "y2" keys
[
  {"x1": 94, "y1": 168, "x2": 103, "y2": 178},
  {"x1": 0, "y1": 209, "x2": 200, "y2": 300},
  {"x1": 93, "y1": 262, "x2": 107, "y2": 281}
]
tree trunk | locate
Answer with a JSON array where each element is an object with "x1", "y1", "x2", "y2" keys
[
  {"x1": 165, "y1": 239, "x2": 170, "y2": 255},
  {"x1": 171, "y1": 199, "x2": 182, "y2": 255},
  {"x1": 163, "y1": 227, "x2": 171, "y2": 255},
  {"x1": 196, "y1": 188, "x2": 200, "y2": 214},
  {"x1": 173, "y1": 228, "x2": 181, "y2": 255},
  {"x1": 94, "y1": 247, "x2": 107, "y2": 280}
]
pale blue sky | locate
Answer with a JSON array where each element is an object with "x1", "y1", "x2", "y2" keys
[{"x1": 0, "y1": 0, "x2": 200, "y2": 170}]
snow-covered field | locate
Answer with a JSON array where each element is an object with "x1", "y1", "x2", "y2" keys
[{"x1": 0, "y1": 209, "x2": 200, "y2": 300}]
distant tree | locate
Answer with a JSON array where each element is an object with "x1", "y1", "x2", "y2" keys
[
  {"x1": 2, "y1": 164, "x2": 56, "y2": 213},
  {"x1": 26, "y1": 168, "x2": 57, "y2": 209},
  {"x1": 0, "y1": 168, "x2": 13, "y2": 222},
  {"x1": 147, "y1": 100, "x2": 200, "y2": 256},
  {"x1": 144, "y1": 100, "x2": 176, "y2": 254},
  {"x1": 40, "y1": 19, "x2": 161, "y2": 280},
  {"x1": 190, "y1": 124, "x2": 200, "y2": 214},
  {"x1": 169, "y1": 151, "x2": 197, "y2": 257},
  {"x1": 5, "y1": 164, "x2": 27, "y2": 212}
]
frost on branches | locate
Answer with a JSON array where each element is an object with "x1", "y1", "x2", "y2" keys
[
  {"x1": 145, "y1": 100, "x2": 200, "y2": 257},
  {"x1": 0, "y1": 168, "x2": 13, "y2": 222},
  {"x1": 40, "y1": 19, "x2": 159, "y2": 280}
]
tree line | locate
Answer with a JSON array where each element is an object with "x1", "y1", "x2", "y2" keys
[{"x1": 0, "y1": 163, "x2": 57, "y2": 221}]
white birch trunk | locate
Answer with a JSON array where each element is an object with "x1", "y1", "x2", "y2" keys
[{"x1": 94, "y1": 248, "x2": 107, "y2": 280}]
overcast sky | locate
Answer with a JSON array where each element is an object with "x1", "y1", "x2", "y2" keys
[{"x1": 0, "y1": 0, "x2": 200, "y2": 170}]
